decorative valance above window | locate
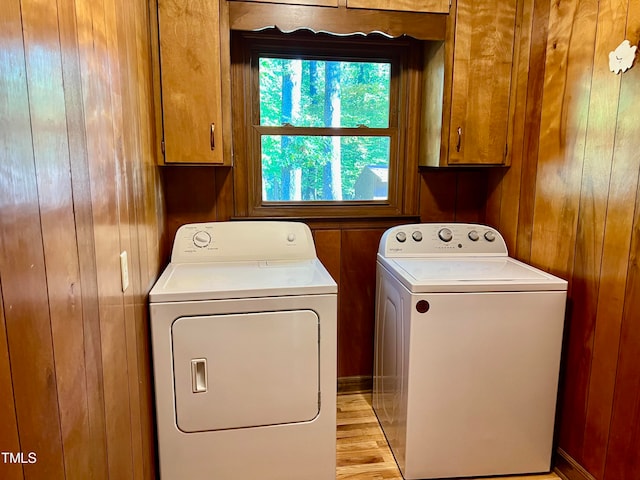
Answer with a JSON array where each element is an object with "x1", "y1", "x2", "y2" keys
[{"x1": 227, "y1": 1, "x2": 447, "y2": 41}]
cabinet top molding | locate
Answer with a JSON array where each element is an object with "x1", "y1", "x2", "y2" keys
[{"x1": 228, "y1": 2, "x2": 448, "y2": 41}]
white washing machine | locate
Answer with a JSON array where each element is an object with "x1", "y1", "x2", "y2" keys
[
  {"x1": 373, "y1": 223, "x2": 567, "y2": 479},
  {"x1": 149, "y1": 221, "x2": 337, "y2": 480}
]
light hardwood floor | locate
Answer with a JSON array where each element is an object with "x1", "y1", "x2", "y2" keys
[{"x1": 336, "y1": 393, "x2": 562, "y2": 480}]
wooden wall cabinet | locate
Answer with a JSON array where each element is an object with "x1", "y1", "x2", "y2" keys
[
  {"x1": 153, "y1": 0, "x2": 232, "y2": 165},
  {"x1": 346, "y1": 0, "x2": 449, "y2": 14},
  {"x1": 420, "y1": 0, "x2": 519, "y2": 166},
  {"x1": 231, "y1": 0, "x2": 339, "y2": 6},
  {"x1": 227, "y1": 0, "x2": 450, "y2": 14}
]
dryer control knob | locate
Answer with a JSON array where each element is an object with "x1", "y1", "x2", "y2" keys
[
  {"x1": 193, "y1": 231, "x2": 212, "y2": 248},
  {"x1": 484, "y1": 230, "x2": 496, "y2": 242},
  {"x1": 438, "y1": 228, "x2": 453, "y2": 243},
  {"x1": 396, "y1": 231, "x2": 407, "y2": 243},
  {"x1": 412, "y1": 231, "x2": 423, "y2": 242},
  {"x1": 468, "y1": 230, "x2": 480, "y2": 241}
]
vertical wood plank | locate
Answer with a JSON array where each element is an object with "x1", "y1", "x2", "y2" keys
[
  {"x1": 603, "y1": 147, "x2": 640, "y2": 480},
  {"x1": 105, "y1": 0, "x2": 145, "y2": 476},
  {"x1": 419, "y1": 170, "x2": 458, "y2": 222},
  {"x1": 313, "y1": 230, "x2": 342, "y2": 287},
  {"x1": 530, "y1": 0, "x2": 599, "y2": 463},
  {"x1": 339, "y1": 229, "x2": 384, "y2": 377},
  {"x1": 57, "y1": 0, "x2": 110, "y2": 475},
  {"x1": 492, "y1": 0, "x2": 536, "y2": 251},
  {"x1": 130, "y1": 0, "x2": 161, "y2": 477},
  {"x1": 0, "y1": 282, "x2": 22, "y2": 480},
  {"x1": 514, "y1": 0, "x2": 550, "y2": 262},
  {"x1": 484, "y1": 169, "x2": 503, "y2": 230},
  {"x1": 598, "y1": 5, "x2": 640, "y2": 480},
  {"x1": 21, "y1": 0, "x2": 94, "y2": 477},
  {"x1": 73, "y1": 0, "x2": 134, "y2": 476},
  {"x1": 530, "y1": 0, "x2": 597, "y2": 275},
  {"x1": 579, "y1": 1, "x2": 635, "y2": 477},
  {"x1": 454, "y1": 170, "x2": 488, "y2": 224},
  {"x1": 162, "y1": 166, "x2": 220, "y2": 256},
  {"x1": 133, "y1": 0, "x2": 165, "y2": 288},
  {"x1": 214, "y1": 167, "x2": 235, "y2": 222},
  {"x1": 0, "y1": 0, "x2": 66, "y2": 477}
]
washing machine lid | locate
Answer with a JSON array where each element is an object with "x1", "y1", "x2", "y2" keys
[
  {"x1": 379, "y1": 256, "x2": 567, "y2": 293},
  {"x1": 149, "y1": 258, "x2": 337, "y2": 302}
]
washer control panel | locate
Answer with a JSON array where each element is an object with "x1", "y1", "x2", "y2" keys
[
  {"x1": 379, "y1": 223, "x2": 508, "y2": 257},
  {"x1": 171, "y1": 221, "x2": 317, "y2": 263}
]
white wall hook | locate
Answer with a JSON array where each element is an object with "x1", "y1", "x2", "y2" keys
[{"x1": 609, "y1": 39, "x2": 637, "y2": 74}]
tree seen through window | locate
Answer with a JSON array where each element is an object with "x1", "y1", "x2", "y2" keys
[{"x1": 258, "y1": 57, "x2": 392, "y2": 202}]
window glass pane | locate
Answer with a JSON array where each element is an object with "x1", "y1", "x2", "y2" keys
[
  {"x1": 259, "y1": 58, "x2": 391, "y2": 128},
  {"x1": 261, "y1": 135, "x2": 390, "y2": 202}
]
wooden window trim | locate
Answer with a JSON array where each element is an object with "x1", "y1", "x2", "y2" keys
[{"x1": 232, "y1": 30, "x2": 421, "y2": 219}]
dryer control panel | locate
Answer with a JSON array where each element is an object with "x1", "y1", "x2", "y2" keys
[
  {"x1": 171, "y1": 221, "x2": 317, "y2": 263},
  {"x1": 379, "y1": 223, "x2": 508, "y2": 258}
]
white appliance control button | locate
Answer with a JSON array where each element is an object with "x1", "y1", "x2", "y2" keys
[
  {"x1": 468, "y1": 230, "x2": 479, "y2": 241},
  {"x1": 193, "y1": 231, "x2": 212, "y2": 248},
  {"x1": 396, "y1": 231, "x2": 407, "y2": 243},
  {"x1": 287, "y1": 233, "x2": 296, "y2": 242},
  {"x1": 438, "y1": 228, "x2": 453, "y2": 243},
  {"x1": 412, "y1": 231, "x2": 423, "y2": 242},
  {"x1": 484, "y1": 230, "x2": 496, "y2": 242}
]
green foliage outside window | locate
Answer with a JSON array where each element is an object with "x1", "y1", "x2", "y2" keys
[{"x1": 258, "y1": 57, "x2": 392, "y2": 202}]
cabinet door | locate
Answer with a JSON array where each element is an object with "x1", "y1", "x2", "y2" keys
[
  {"x1": 447, "y1": 0, "x2": 517, "y2": 165},
  {"x1": 157, "y1": 0, "x2": 227, "y2": 164},
  {"x1": 346, "y1": 0, "x2": 450, "y2": 13},
  {"x1": 228, "y1": 0, "x2": 338, "y2": 6}
]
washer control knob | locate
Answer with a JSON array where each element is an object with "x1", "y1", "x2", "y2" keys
[
  {"x1": 193, "y1": 231, "x2": 212, "y2": 248},
  {"x1": 484, "y1": 230, "x2": 496, "y2": 242},
  {"x1": 438, "y1": 228, "x2": 453, "y2": 243},
  {"x1": 412, "y1": 231, "x2": 423, "y2": 242},
  {"x1": 396, "y1": 231, "x2": 407, "y2": 243},
  {"x1": 468, "y1": 230, "x2": 480, "y2": 242}
]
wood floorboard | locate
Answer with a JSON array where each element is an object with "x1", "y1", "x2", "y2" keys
[{"x1": 336, "y1": 392, "x2": 562, "y2": 480}]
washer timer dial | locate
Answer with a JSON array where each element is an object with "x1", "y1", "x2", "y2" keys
[
  {"x1": 193, "y1": 231, "x2": 212, "y2": 248},
  {"x1": 438, "y1": 228, "x2": 453, "y2": 242}
]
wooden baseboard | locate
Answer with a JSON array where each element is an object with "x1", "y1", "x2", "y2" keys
[
  {"x1": 554, "y1": 449, "x2": 596, "y2": 480},
  {"x1": 337, "y1": 375, "x2": 372, "y2": 394}
]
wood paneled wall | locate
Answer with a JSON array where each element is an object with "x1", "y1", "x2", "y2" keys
[
  {"x1": 487, "y1": 1, "x2": 640, "y2": 479},
  {"x1": 0, "y1": 0, "x2": 163, "y2": 478}
]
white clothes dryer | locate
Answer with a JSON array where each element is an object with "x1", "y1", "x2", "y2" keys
[
  {"x1": 149, "y1": 221, "x2": 337, "y2": 480},
  {"x1": 373, "y1": 223, "x2": 567, "y2": 479}
]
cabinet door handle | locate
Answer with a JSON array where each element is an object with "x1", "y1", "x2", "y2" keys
[
  {"x1": 210, "y1": 123, "x2": 215, "y2": 150},
  {"x1": 456, "y1": 127, "x2": 462, "y2": 152}
]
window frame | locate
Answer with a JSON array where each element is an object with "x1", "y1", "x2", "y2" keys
[{"x1": 232, "y1": 30, "x2": 420, "y2": 219}]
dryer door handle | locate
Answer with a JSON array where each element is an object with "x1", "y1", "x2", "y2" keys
[{"x1": 191, "y1": 358, "x2": 208, "y2": 393}]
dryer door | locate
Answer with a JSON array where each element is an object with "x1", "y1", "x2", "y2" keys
[{"x1": 172, "y1": 310, "x2": 320, "y2": 432}]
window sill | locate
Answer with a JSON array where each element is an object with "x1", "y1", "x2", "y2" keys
[{"x1": 230, "y1": 214, "x2": 420, "y2": 229}]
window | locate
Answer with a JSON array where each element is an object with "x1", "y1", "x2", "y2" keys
[
  {"x1": 259, "y1": 57, "x2": 392, "y2": 202},
  {"x1": 232, "y1": 30, "x2": 420, "y2": 218}
]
